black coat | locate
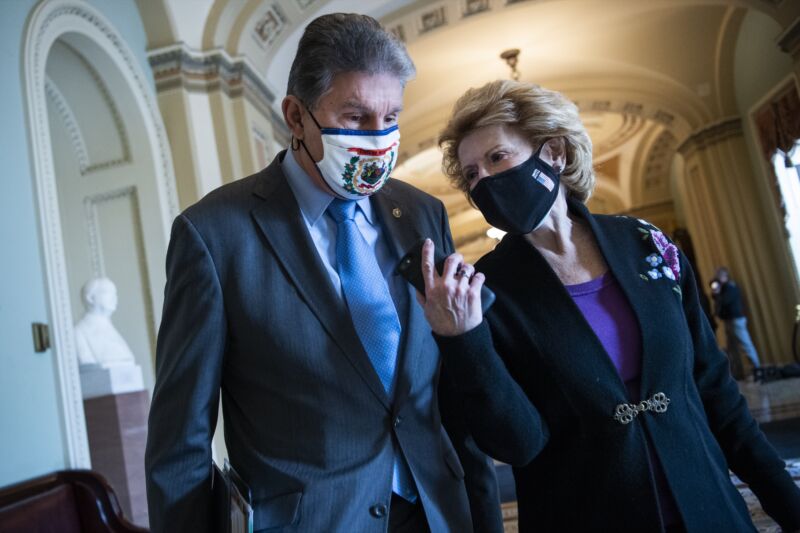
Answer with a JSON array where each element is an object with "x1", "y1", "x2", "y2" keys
[{"x1": 437, "y1": 199, "x2": 800, "y2": 532}]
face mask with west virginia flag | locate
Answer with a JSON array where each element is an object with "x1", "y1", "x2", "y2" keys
[{"x1": 301, "y1": 109, "x2": 400, "y2": 200}]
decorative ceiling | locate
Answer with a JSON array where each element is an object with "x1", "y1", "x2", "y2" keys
[{"x1": 144, "y1": 0, "x2": 799, "y2": 260}]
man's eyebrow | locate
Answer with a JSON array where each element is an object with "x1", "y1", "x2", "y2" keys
[
  {"x1": 338, "y1": 100, "x2": 403, "y2": 114},
  {"x1": 339, "y1": 100, "x2": 370, "y2": 112}
]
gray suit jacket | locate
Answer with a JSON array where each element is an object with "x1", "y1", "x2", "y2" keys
[{"x1": 145, "y1": 152, "x2": 480, "y2": 532}]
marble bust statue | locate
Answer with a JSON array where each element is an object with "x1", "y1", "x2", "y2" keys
[{"x1": 74, "y1": 277, "x2": 136, "y2": 368}]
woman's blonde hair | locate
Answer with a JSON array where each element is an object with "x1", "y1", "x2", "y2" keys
[{"x1": 439, "y1": 79, "x2": 595, "y2": 202}]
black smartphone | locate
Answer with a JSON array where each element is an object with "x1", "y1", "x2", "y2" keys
[{"x1": 395, "y1": 239, "x2": 496, "y2": 313}]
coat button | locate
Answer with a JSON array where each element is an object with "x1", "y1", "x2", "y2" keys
[
  {"x1": 394, "y1": 416, "x2": 402, "y2": 428},
  {"x1": 369, "y1": 503, "x2": 388, "y2": 518},
  {"x1": 392, "y1": 207, "x2": 402, "y2": 218}
]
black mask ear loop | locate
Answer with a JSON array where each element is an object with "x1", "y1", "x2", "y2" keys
[
  {"x1": 534, "y1": 139, "x2": 562, "y2": 177},
  {"x1": 305, "y1": 106, "x2": 324, "y2": 130},
  {"x1": 291, "y1": 103, "x2": 319, "y2": 151},
  {"x1": 297, "y1": 105, "x2": 323, "y2": 159},
  {"x1": 296, "y1": 106, "x2": 341, "y2": 198}
]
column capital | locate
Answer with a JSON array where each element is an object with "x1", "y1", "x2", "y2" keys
[
  {"x1": 147, "y1": 44, "x2": 288, "y2": 140},
  {"x1": 677, "y1": 117, "x2": 742, "y2": 158}
]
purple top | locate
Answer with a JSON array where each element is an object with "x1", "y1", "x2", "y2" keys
[
  {"x1": 566, "y1": 272, "x2": 681, "y2": 527},
  {"x1": 565, "y1": 273, "x2": 642, "y2": 392}
]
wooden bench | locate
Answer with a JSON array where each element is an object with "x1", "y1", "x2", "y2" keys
[{"x1": 0, "y1": 470, "x2": 148, "y2": 532}]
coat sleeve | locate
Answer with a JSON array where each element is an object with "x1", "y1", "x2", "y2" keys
[
  {"x1": 680, "y1": 254, "x2": 800, "y2": 530},
  {"x1": 435, "y1": 322, "x2": 549, "y2": 467},
  {"x1": 431, "y1": 211, "x2": 548, "y2": 468},
  {"x1": 435, "y1": 202, "x2": 505, "y2": 533},
  {"x1": 145, "y1": 214, "x2": 226, "y2": 533}
]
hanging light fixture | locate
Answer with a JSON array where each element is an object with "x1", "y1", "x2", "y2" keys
[{"x1": 500, "y1": 48, "x2": 521, "y2": 81}]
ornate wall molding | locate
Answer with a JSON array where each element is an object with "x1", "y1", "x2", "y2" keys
[
  {"x1": 44, "y1": 76, "x2": 91, "y2": 172},
  {"x1": 23, "y1": 0, "x2": 180, "y2": 468},
  {"x1": 642, "y1": 129, "x2": 678, "y2": 192},
  {"x1": 148, "y1": 44, "x2": 288, "y2": 141},
  {"x1": 45, "y1": 70, "x2": 130, "y2": 175},
  {"x1": 384, "y1": 0, "x2": 787, "y2": 46},
  {"x1": 61, "y1": 40, "x2": 131, "y2": 174},
  {"x1": 677, "y1": 117, "x2": 743, "y2": 158}
]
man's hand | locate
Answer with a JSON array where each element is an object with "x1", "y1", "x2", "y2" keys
[{"x1": 416, "y1": 238, "x2": 485, "y2": 337}]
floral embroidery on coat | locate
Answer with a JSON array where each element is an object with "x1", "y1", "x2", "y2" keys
[{"x1": 636, "y1": 220, "x2": 682, "y2": 299}]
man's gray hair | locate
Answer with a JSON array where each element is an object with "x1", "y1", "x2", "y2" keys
[{"x1": 287, "y1": 13, "x2": 416, "y2": 108}]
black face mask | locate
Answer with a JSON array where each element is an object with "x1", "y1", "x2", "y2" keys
[{"x1": 469, "y1": 146, "x2": 561, "y2": 235}]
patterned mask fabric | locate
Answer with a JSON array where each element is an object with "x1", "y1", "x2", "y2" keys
[
  {"x1": 469, "y1": 143, "x2": 561, "y2": 234},
  {"x1": 300, "y1": 109, "x2": 400, "y2": 200}
]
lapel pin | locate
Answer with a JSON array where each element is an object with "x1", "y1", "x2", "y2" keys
[{"x1": 392, "y1": 207, "x2": 402, "y2": 218}]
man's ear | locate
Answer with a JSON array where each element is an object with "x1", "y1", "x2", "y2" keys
[
  {"x1": 282, "y1": 95, "x2": 306, "y2": 140},
  {"x1": 543, "y1": 137, "x2": 567, "y2": 173}
]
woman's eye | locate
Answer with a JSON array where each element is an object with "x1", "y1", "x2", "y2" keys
[{"x1": 490, "y1": 152, "x2": 507, "y2": 163}]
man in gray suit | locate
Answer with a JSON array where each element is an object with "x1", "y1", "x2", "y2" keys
[{"x1": 145, "y1": 12, "x2": 501, "y2": 533}]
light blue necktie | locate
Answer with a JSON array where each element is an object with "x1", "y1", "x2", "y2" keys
[{"x1": 327, "y1": 198, "x2": 417, "y2": 502}]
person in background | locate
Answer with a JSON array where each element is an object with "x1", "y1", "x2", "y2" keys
[
  {"x1": 712, "y1": 266, "x2": 762, "y2": 380},
  {"x1": 416, "y1": 79, "x2": 800, "y2": 532}
]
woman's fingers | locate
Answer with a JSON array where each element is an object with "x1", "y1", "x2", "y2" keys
[
  {"x1": 456, "y1": 263, "x2": 474, "y2": 291},
  {"x1": 459, "y1": 263, "x2": 475, "y2": 278},
  {"x1": 468, "y1": 272, "x2": 485, "y2": 303},
  {"x1": 416, "y1": 244, "x2": 484, "y2": 336},
  {"x1": 421, "y1": 239, "x2": 436, "y2": 294},
  {"x1": 442, "y1": 252, "x2": 464, "y2": 282}
]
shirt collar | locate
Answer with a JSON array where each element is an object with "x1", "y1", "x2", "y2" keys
[{"x1": 282, "y1": 148, "x2": 374, "y2": 225}]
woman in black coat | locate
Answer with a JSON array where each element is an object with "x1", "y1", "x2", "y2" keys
[{"x1": 420, "y1": 80, "x2": 800, "y2": 532}]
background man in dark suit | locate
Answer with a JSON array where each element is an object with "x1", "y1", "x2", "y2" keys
[
  {"x1": 145, "y1": 12, "x2": 500, "y2": 533},
  {"x1": 712, "y1": 266, "x2": 762, "y2": 380}
]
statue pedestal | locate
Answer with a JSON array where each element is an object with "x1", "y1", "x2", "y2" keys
[
  {"x1": 80, "y1": 364, "x2": 149, "y2": 527},
  {"x1": 79, "y1": 363, "x2": 144, "y2": 399}
]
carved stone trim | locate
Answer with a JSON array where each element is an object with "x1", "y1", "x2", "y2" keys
[
  {"x1": 45, "y1": 76, "x2": 91, "y2": 172},
  {"x1": 677, "y1": 117, "x2": 742, "y2": 158},
  {"x1": 148, "y1": 44, "x2": 289, "y2": 141},
  {"x1": 23, "y1": 0, "x2": 179, "y2": 468},
  {"x1": 45, "y1": 71, "x2": 130, "y2": 176}
]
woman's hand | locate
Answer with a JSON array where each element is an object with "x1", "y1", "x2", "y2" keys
[{"x1": 417, "y1": 238, "x2": 485, "y2": 336}]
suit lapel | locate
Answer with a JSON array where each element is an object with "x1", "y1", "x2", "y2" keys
[
  {"x1": 250, "y1": 156, "x2": 390, "y2": 409},
  {"x1": 370, "y1": 183, "x2": 429, "y2": 408},
  {"x1": 572, "y1": 200, "x2": 670, "y2": 401}
]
